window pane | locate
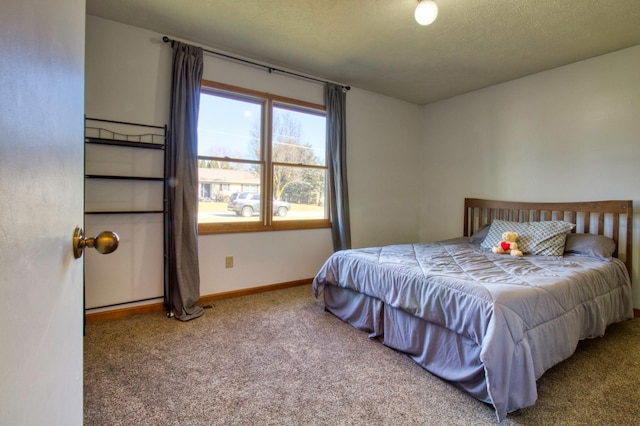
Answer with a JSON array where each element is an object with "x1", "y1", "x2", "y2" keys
[
  {"x1": 197, "y1": 80, "x2": 330, "y2": 233},
  {"x1": 272, "y1": 105, "x2": 326, "y2": 166},
  {"x1": 198, "y1": 161, "x2": 262, "y2": 223},
  {"x1": 273, "y1": 165, "x2": 327, "y2": 221},
  {"x1": 198, "y1": 93, "x2": 262, "y2": 161}
]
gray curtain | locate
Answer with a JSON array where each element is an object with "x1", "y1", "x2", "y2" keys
[
  {"x1": 168, "y1": 41, "x2": 205, "y2": 321},
  {"x1": 325, "y1": 83, "x2": 351, "y2": 251}
]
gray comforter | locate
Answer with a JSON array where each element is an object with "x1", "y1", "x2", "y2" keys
[{"x1": 312, "y1": 238, "x2": 633, "y2": 421}]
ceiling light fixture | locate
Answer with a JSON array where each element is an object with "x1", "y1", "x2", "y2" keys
[{"x1": 415, "y1": 0, "x2": 438, "y2": 26}]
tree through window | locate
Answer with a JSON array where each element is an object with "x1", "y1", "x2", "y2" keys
[{"x1": 197, "y1": 80, "x2": 329, "y2": 234}]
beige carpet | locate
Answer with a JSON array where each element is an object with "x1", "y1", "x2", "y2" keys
[{"x1": 84, "y1": 285, "x2": 640, "y2": 425}]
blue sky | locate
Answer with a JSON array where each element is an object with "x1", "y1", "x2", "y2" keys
[{"x1": 198, "y1": 93, "x2": 326, "y2": 164}]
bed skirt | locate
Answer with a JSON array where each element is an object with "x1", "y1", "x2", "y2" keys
[{"x1": 323, "y1": 285, "x2": 491, "y2": 404}]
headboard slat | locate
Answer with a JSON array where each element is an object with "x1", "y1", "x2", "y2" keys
[{"x1": 584, "y1": 213, "x2": 591, "y2": 234}]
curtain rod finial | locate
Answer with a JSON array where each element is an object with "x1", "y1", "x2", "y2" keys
[
  {"x1": 162, "y1": 36, "x2": 175, "y2": 47},
  {"x1": 162, "y1": 36, "x2": 174, "y2": 47}
]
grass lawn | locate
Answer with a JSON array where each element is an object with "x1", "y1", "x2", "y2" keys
[{"x1": 198, "y1": 201, "x2": 325, "y2": 223}]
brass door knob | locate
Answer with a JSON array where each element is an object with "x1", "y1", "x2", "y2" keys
[{"x1": 73, "y1": 226, "x2": 119, "y2": 259}]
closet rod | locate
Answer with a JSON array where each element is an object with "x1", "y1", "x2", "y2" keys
[{"x1": 162, "y1": 36, "x2": 350, "y2": 91}]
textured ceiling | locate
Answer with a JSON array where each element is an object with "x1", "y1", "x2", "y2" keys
[{"x1": 86, "y1": 0, "x2": 640, "y2": 105}]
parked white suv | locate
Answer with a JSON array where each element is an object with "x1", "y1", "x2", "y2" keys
[{"x1": 227, "y1": 192, "x2": 290, "y2": 217}]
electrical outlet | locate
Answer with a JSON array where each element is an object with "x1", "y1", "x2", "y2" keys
[{"x1": 225, "y1": 256, "x2": 233, "y2": 268}]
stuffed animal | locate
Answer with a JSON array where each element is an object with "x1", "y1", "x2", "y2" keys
[{"x1": 492, "y1": 231, "x2": 523, "y2": 257}]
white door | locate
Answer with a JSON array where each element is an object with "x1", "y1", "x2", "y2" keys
[{"x1": 0, "y1": 0, "x2": 85, "y2": 424}]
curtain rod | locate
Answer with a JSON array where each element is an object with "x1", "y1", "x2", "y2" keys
[{"x1": 162, "y1": 36, "x2": 350, "y2": 91}]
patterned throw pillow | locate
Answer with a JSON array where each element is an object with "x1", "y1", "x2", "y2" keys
[{"x1": 480, "y1": 219, "x2": 575, "y2": 256}]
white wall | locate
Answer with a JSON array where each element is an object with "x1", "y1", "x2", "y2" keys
[
  {"x1": 419, "y1": 45, "x2": 640, "y2": 307},
  {"x1": 85, "y1": 18, "x2": 171, "y2": 125},
  {"x1": 85, "y1": 16, "x2": 422, "y2": 304},
  {"x1": 347, "y1": 89, "x2": 423, "y2": 248},
  {"x1": 85, "y1": 18, "x2": 171, "y2": 309}
]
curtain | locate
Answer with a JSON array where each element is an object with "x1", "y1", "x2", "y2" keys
[
  {"x1": 325, "y1": 83, "x2": 351, "y2": 251},
  {"x1": 167, "y1": 41, "x2": 205, "y2": 321}
]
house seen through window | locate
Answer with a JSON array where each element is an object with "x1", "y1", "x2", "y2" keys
[{"x1": 197, "y1": 80, "x2": 329, "y2": 234}]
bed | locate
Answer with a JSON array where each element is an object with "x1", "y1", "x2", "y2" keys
[{"x1": 312, "y1": 198, "x2": 633, "y2": 422}]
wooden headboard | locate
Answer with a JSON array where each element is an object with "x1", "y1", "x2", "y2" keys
[{"x1": 463, "y1": 198, "x2": 633, "y2": 273}]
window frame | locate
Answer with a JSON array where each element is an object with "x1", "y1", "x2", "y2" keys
[{"x1": 197, "y1": 80, "x2": 331, "y2": 235}]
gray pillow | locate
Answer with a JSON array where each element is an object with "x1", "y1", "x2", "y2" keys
[
  {"x1": 480, "y1": 219, "x2": 575, "y2": 256},
  {"x1": 564, "y1": 233, "x2": 616, "y2": 260},
  {"x1": 469, "y1": 224, "x2": 491, "y2": 244}
]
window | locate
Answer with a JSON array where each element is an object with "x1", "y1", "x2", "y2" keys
[{"x1": 197, "y1": 80, "x2": 330, "y2": 234}]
